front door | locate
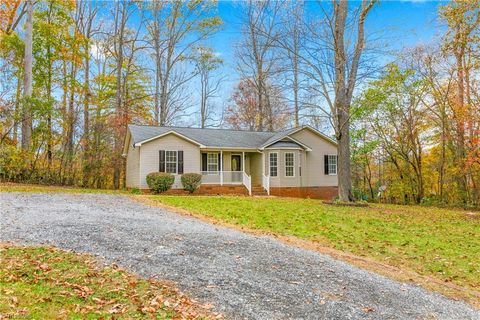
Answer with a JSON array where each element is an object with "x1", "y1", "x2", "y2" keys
[
  {"x1": 231, "y1": 155, "x2": 242, "y2": 171},
  {"x1": 231, "y1": 155, "x2": 242, "y2": 183}
]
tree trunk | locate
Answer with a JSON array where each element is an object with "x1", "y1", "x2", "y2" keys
[
  {"x1": 82, "y1": 42, "x2": 91, "y2": 186},
  {"x1": 13, "y1": 75, "x2": 21, "y2": 144},
  {"x1": 153, "y1": 17, "x2": 161, "y2": 125},
  {"x1": 113, "y1": 2, "x2": 126, "y2": 189},
  {"x1": 337, "y1": 107, "x2": 353, "y2": 201},
  {"x1": 454, "y1": 51, "x2": 468, "y2": 203},
  {"x1": 21, "y1": 0, "x2": 33, "y2": 151}
]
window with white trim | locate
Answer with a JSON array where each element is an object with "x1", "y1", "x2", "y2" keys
[
  {"x1": 285, "y1": 152, "x2": 294, "y2": 177},
  {"x1": 207, "y1": 153, "x2": 218, "y2": 172},
  {"x1": 269, "y1": 153, "x2": 278, "y2": 177},
  {"x1": 165, "y1": 150, "x2": 177, "y2": 173},
  {"x1": 327, "y1": 154, "x2": 337, "y2": 175}
]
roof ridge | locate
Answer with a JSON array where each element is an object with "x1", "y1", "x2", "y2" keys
[{"x1": 128, "y1": 123, "x2": 283, "y2": 134}]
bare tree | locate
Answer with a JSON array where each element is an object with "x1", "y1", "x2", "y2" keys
[
  {"x1": 279, "y1": 1, "x2": 305, "y2": 127},
  {"x1": 331, "y1": 1, "x2": 377, "y2": 201},
  {"x1": 274, "y1": 1, "x2": 377, "y2": 201},
  {"x1": 236, "y1": 0, "x2": 282, "y2": 131},
  {"x1": 193, "y1": 46, "x2": 223, "y2": 128},
  {"x1": 146, "y1": 0, "x2": 221, "y2": 125}
]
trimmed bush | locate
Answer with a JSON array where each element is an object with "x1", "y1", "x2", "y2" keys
[
  {"x1": 181, "y1": 173, "x2": 202, "y2": 193},
  {"x1": 146, "y1": 172, "x2": 175, "y2": 193}
]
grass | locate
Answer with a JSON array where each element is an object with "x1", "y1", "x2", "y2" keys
[
  {"x1": 149, "y1": 196, "x2": 480, "y2": 302},
  {"x1": 0, "y1": 182, "x2": 129, "y2": 194},
  {"x1": 0, "y1": 243, "x2": 217, "y2": 319}
]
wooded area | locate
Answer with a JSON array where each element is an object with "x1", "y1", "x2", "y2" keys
[{"x1": 0, "y1": 0, "x2": 479, "y2": 207}]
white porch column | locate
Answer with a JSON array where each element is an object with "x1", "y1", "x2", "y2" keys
[
  {"x1": 220, "y1": 150, "x2": 223, "y2": 185},
  {"x1": 262, "y1": 151, "x2": 265, "y2": 176},
  {"x1": 242, "y1": 151, "x2": 245, "y2": 172}
]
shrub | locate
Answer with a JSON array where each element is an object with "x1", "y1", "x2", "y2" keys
[
  {"x1": 146, "y1": 172, "x2": 175, "y2": 193},
  {"x1": 181, "y1": 173, "x2": 202, "y2": 193}
]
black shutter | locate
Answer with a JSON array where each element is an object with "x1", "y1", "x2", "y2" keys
[
  {"x1": 178, "y1": 151, "x2": 184, "y2": 174},
  {"x1": 159, "y1": 150, "x2": 165, "y2": 172},
  {"x1": 202, "y1": 153, "x2": 207, "y2": 171},
  {"x1": 218, "y1": 153, "x2": 221, "y2": 172},
  {"x1": 324, "y1": 155, "x2": 329, "y2": 175}
]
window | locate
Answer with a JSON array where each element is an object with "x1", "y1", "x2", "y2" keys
[
  {"x1": 327, "y1": 154, "x2": 337, "y2": 175},
  {"x1": 285, "y1": 152, "x2": 294, "y2": 177},
  {"x1": 207, "y1": 153, "x2": 218, "y2": 172},
  {"x1": 269, "y1": 153, "x2": 278, "y2": 177},
  {"x1": 165, "y1": 150, "x2": 177, "y2": 173}
]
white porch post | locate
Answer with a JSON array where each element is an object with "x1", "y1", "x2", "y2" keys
[
  {"x1": 262, "y1": 151, "x2": 265, "y2": 176},
  {"x1": 220, "y1": 150, "x2": 223, "y2": 185},
  {"x1": 242, "y1": 151, "x2": 245, "y2": 172}
]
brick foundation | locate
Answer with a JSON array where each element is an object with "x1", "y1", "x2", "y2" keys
[
  {"x1": 269, "y1": 186, "x2": 338, "y2": 200},
  {"x1": 141, "y1": 185, "x2": 336, "y2": 199},
  {"x1": 157, "y1": 184, "x2": 249, "y2": 196}
]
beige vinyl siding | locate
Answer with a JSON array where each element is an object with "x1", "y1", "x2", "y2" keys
[
  {"x1": 249, "y1": 153, "x2": 263, "y2": 186},
  {"x1": 265, "y1": 149, "x2": 304, "y2": 187},
  {"x1": 139, "y1": 133, "x2": 201, "y2": 189},
  {"x1": 290, "y1": 129, "x2": 338, "y2": 187},
  {"x1": 125, "y1": 141, "x2": 140, "y2": 188}
]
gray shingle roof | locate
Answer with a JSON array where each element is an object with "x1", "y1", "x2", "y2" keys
[
  {"x1": 128, "y1": 125, "x2": 277, "y2": 149},
  {"x1": 128, "y1": 124, "x2": 336, "y2": 149}
]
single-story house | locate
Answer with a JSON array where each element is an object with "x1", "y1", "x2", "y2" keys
[{"x1": 123, "y1": 124, "x2": 338, "y2": 199}]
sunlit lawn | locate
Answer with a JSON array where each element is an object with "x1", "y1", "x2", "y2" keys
[
  {"x1": 150, "y1": 195, "x2": 480, "y2": 297},
  {"x1": 0, "y1": 183, "x2": 127, "y2": 194},
  {"x1": 0, "y1": 244, "x2": 214, "y2": 319}
]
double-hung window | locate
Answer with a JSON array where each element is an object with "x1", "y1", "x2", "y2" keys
[
  {"x1": 207, "y1": 153, "x2": 218, "y2": 172},
  {"x1": 165, "y1": 150, "x2": 177, "y2": 173},
  {"x1": 269, "y1": 153, "x2": 278, "y2": 177},
  {"x1": 285, "y1": 152, "x2": 294, "y2": 177},
  {"x1": 326, "y1": 154, "x2": 337, "y2": 175}
]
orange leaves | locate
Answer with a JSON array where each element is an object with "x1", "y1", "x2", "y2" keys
[
  {"x1": 0, "y1": 0, "x2": 22, "y2": 35},
  {"x1": 0, "y1": 244, "x2": 221, "y2": 319}
]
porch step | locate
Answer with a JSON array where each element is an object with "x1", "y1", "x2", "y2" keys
[{"x1": 251, "y1": 187, "x2": 268, "y2": 196}]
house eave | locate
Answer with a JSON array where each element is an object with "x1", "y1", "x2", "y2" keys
[{"x1": 134, "y1": 130, "x2": 205, "y2": 148}]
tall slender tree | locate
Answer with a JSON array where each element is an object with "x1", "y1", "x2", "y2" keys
[{"x1": 21, "y1": 0, "x2": 33, "y2": 151}]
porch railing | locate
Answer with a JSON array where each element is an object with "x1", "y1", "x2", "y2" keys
[
  {"x1": 200, "y1": 171, "x2": 252, "y2": 195},
  {"x1": 201, "y1": 171, "x2": 243, "y2": 185},
  {"x1": 242, "y1": 172, "x2": 252, "y2": 195},
  {"x1": 262, "y1": 174, "x2": 270, "y2": 195}
]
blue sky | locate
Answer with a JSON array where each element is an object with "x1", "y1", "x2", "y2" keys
[
  {"x1": 208, "y1": 1, "x2": 442, "y2": 76},
  {"x1": 194, "y1": 1, "x2": 444, "y2": 126}
]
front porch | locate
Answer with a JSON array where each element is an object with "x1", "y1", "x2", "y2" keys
[{"x1": 199, "y1": 150, "x2": 269, "y2": 195}]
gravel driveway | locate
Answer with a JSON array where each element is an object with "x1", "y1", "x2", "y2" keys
[{"x1": 1, "y1": 193, "x2": 478, "y2": 319}]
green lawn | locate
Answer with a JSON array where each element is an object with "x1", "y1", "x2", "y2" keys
[
  {"x1": 150, "y1": 196, "x2": 480, "y2": 300},
  {"x1": 0, "y1": 244, "x2": 215, "y2": 319},
  {"x1": 0, "y1": 183, "x2": 128, "y2": 194}
]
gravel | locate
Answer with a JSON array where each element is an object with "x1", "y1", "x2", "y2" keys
[{"x1": 1, "y1": 192, "x2": 478, "y2": 320}]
